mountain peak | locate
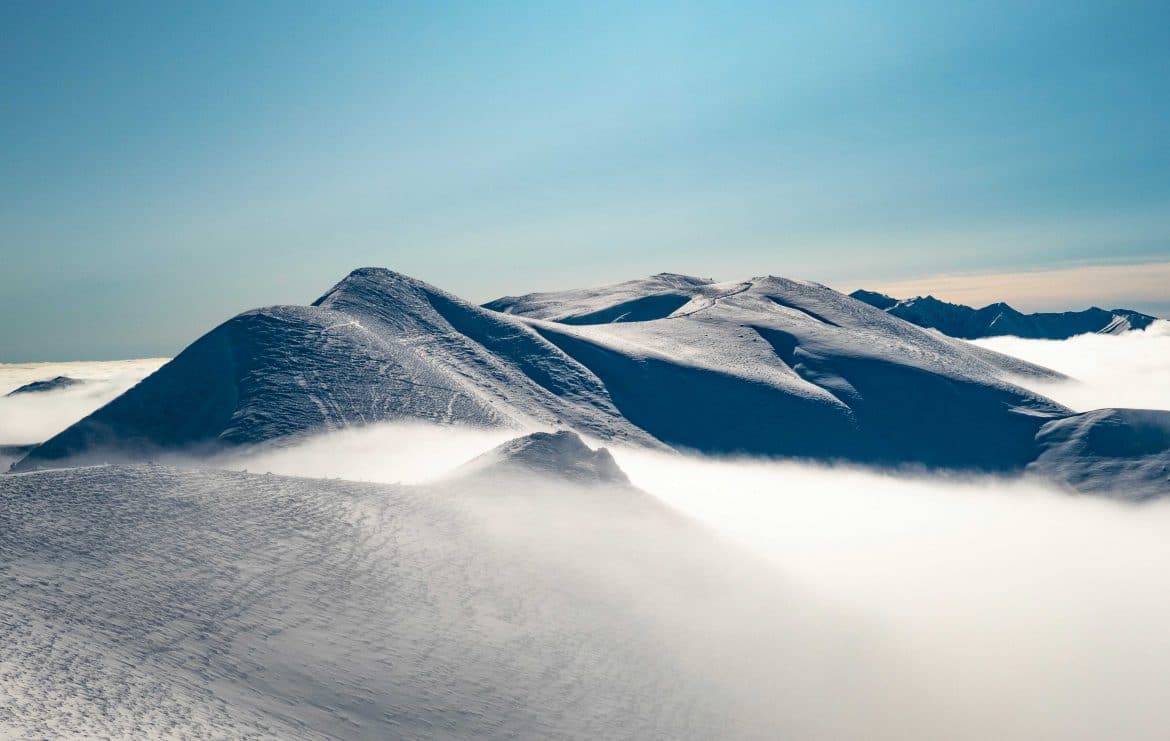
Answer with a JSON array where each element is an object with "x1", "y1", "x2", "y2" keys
[
  {"x1": 848, "y1": 289, "x2": 897, "y2": 310},
  {"x1": 456, "y1": 430, "x2": 630, "y2": 485},
  {"x1": 312, "y1": 267, "x2": 436, "y2": 308}
]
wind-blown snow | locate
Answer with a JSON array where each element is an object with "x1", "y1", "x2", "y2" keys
[
  {"x1": 0, "y1": 462, "x2": 884, "y2": 740},
  {"x1": 219, "y1": 422, "x2": 518, "y2": 485},
  {"x1": 6, "y1": 431, "x2": 1170, "y2": 739}
]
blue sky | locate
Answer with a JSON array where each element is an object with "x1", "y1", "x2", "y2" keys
[{"x1": 2, "y1": 1, "x2": 1168, "y2": 360}]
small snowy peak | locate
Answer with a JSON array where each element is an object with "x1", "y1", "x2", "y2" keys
[
  {"x1": 5, "y1": 375, "x2": 82, "y2": 396},
  {"x1": 313, "y1": 266, "x2": 446, "y2": 315},
  {"x1": 455, "y1": 430, "x2": 630, "y2": 485}
]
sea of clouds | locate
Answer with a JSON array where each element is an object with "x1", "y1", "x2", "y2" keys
[
  {"x1": 0, "y1": 358, "x2": 167, "y2": 449},
  {"x1": 971, "y1": 319, "x2": 1170, "y2": 412},
  {"x1": 4, "y1": 322, "x2": 1170, "y2": 738}
]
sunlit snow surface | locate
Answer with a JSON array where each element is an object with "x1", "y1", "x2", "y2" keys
[
  {"x1": 3, "y1": 296, "x2": 1170, "y2": 738},
  {"x1": 0, "y1": 463, "x2": 879, "y2": 740}
]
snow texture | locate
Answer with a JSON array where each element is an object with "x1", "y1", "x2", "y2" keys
[{"x1": 0, "y1": 461, "x2": 873, "y2": 739}]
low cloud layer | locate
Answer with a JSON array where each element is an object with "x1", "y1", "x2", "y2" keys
[
  {"x1": 972, "y1": 320, "x2": 1170, "y2": 411},
  {"x1": 610, "y1": 447, "x2": 1170, "y2": 740},
  {"x1": 216, "y1": 422, "x2": 1170, "y2": 739},
  {"x1": 0, "y1": 358, "x2": 168, "y2": 445},
  {"x1": 220, "y1": 422, "x2": 518, "y2": 484}
]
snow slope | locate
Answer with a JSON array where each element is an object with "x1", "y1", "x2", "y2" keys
[
  {"x1": 14, "y1": 268, "x2": 1169, "y2": 493},
  {"x1": 0, "y1": 450, "x2": 884, "y2": 740},
  {"x1": 850, "y1": 290, "x2": 1158, "y2": 339},
  {"x1": 497, "y1": 274, "x2": 1070, "y2": 469},
  {"x1": 1030, "y1": 409, "x2": 1170, "y2": 500},
  {"x1": 15, "y1": 270, "x2": 655, "y2": 470}
]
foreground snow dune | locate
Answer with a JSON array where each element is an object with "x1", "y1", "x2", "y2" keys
[
  {"x1": 0, "y1": 448, "x2": 903, "y2": 740},
  {"x1": 11, "y1": 268, "x2": 1170, "y2": 496}
]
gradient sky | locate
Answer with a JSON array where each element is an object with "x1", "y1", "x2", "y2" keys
[{"x1": 3, "y1": 1, "x2": 1168, "y2": 360}]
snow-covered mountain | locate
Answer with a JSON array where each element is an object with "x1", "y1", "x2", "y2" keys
[
  {"x1": 11, "y1": 268, "x2": 1170, "y2": 496},
  {"x1": 849, "y1": 290, "x2": 1157, "y2": 339},
  {"x1": 1030, "y1": 408, "x2": 1170, "y2": 500},
  {"x1": 13, "y1": 270, "x2": 657, "y2": 470},
  {"x1": 453, "y1": 430, "x2": 630, "y2": 485}
]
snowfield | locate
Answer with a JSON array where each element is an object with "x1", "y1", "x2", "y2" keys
[{"x1": 0, "y1": 448, "x2": 885, "y2": 740}]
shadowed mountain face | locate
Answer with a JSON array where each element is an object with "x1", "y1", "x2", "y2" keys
[
  {"x1": 849, "y1": 290, "x2": 1158, "y2": 339},
  {"x1": 12, "y1": 268, "x2": 1169, "y2": 496}
]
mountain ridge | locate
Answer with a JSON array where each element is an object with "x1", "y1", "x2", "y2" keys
[
  {"x1": 849, "y1": 289, "x2": 1157, "y2": 339},
  {"x1": 12, "y1": 268, "x2": 1169, "y2": 497}
]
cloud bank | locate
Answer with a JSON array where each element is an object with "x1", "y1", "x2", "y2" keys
[
  {"x1": 0, "y1": 358, "x2": 167, "y2": 445},
  {"x1": 215, "y1": 421, "x2": 1170, "y2": 739},
  {"x1": 972, "y1": 320, "x2": 1170, "y2": 411},
  {"x1": 609, "y1": 447, "x2": 1170, "y2": 740}
]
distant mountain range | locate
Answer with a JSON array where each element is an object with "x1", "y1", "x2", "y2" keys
[
  {"x1": 10, "y1": 269, "x2": 1170, "y2": 498},
  {"x1": 849, "y1": 289, "x2": 1157, "y2": 340}
]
